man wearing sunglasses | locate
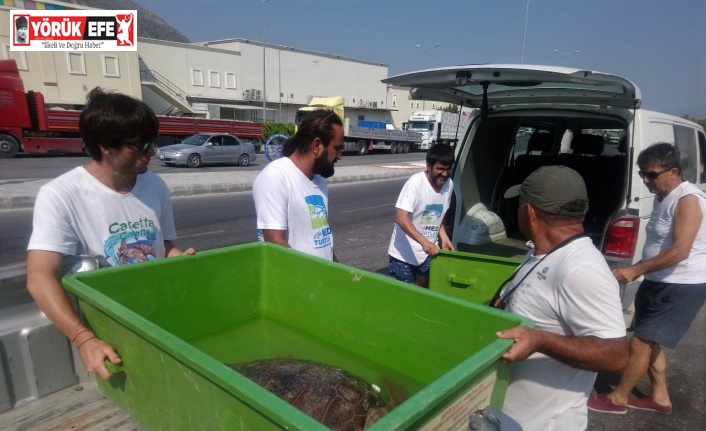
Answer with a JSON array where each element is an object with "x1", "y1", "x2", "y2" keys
[
  {"x1": 589, "y1": 143, "x2": 706, "y2": 415},
  {"x1": 26, "y1": 88, "x2": 195, "y2": 381}
]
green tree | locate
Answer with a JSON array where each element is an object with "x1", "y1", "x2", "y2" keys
[
  {"x1": 440, "y1": 104, "x2": 460, "y2": 113},
  {"x1": 262, "y1": 122, "x2": 295, "y2": 141}
]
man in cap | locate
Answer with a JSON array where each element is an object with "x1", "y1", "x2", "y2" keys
[
  {"x1": 15, "y1": 16, "x2": 28, "y2": 44},
  {"x1": 495, "y1": 165, "x2": 628, "y2": 431}
]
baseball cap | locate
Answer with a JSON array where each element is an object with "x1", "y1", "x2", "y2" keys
[{"x1": 504, "y1": 165, "x2": 588, "y2": 217}]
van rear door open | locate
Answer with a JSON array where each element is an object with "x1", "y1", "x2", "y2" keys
[{"x1": 383, "y1": 65, "x2": 641, "y2": 110}]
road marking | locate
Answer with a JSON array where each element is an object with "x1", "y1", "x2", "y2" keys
[
  {"x1": 341, "y1": 203, "x2": 394, "y2": 213},
  {"x1": 372, "y1": 161, "x2": 426, "y2": 169},
  {"x1": 178, "y1": 230, "x2": 225, "y2": 239}
]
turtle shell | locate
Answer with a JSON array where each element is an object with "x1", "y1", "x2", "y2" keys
[{"x1": 229, "y1": 359, "x2": 388, "y2": 430}]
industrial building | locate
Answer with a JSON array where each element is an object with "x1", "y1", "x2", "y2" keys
[{"x1": 0, "y1": 1, "x2": 458, "y2": 130}]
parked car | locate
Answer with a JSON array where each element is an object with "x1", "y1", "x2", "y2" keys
[
  {"x1": 384, "y1": 64, "x2": 706, "y2": 326},
  {"x1": 156, "y1": 133, "x2": 257, "y2": 168}
]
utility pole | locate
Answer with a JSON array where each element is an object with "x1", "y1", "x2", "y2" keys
[
  {"x1": 520, "y1": 0, "x2": 529, "y2": 63},
  {"x1": 260, "y1": 0, "x2": 270, "y2": 123}
]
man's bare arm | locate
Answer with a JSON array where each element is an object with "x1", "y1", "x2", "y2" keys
[
  {"x1": 395, "y1": 209, "x2": 439, "y2": 255},
  {"x1": 164, "y1": 240, "x2": 195, "y2": 257},
  {"x1": 27, "y1": 250, "x2": 121, "y2": 379},
  {"x1": 438, "y1": 213, "x2": 454, "y2": 251},
  {"x1": 497, "y1": 326, "x2": 628, "y2": 374},
  {"x1": 262, "y1": 229, "x2": 290, "y2": 248},
  {"x1": 615, "y1": 195, "x2": 702, "y2": 283}
]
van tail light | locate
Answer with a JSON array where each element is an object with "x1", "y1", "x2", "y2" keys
[{"x1": 603, "y1": 216, "x2": 640, "y2": 259}]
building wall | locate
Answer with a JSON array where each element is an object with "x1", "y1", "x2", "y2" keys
[
  {"x1": 1, "y1": 5, "x2": 141, "y2": 106},
  {"x1": 205, "y1": 40, "x2": 392, "y2": 124},
  {"x1": 138, "y1": 39, "x2": 242, "y2": 102}
]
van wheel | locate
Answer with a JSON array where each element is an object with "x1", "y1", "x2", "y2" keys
[
  {"x1": 357, "y1": 140, "x2": 368, "y2": 156},
  {"x1": 0, "y1": 134, "x2": 19, "y2": 159},
  {"x1": 187, "y1": 154, "x2": 202, "y2": 168}
]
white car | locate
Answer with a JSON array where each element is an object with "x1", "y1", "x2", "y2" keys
[{"x1": 157, "y1": 133, "x2": 257, "y2": 168}]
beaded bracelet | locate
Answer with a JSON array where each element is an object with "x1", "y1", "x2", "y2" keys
[
  {"x1": 76, "y1": 336, "x2": 97, "y2": 350},
  {"x1": 71, "y1": 329, "x2": 93, "y2": 345}
]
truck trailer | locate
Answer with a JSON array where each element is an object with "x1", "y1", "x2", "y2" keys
[
  {"x1": 0, "y1": 59, "x2": 263, "y2": 159},
  {"x1": 296, "y1": 96, "x2": 421, "y2": 155},
  {"x1": 406, "y1": 109, "x2": 473, "y2": 150}
]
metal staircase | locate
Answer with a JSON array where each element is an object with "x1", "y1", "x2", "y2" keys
[{"x1": 140, "y1": 69, "x2": 194, "y2": 115}]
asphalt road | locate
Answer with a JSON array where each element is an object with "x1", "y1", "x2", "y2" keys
[
  {"x1": 0, "y1": 177, "x2": 406, "y2": 269},
  {"x1": 0, "y1": 151, "x2": 424, "y2": 181}
]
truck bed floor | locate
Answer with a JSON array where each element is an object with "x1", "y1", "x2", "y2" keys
[{"x1": 0, "y1": 382, "x2": 143, "y2": 431}]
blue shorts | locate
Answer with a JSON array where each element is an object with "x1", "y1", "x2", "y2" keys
[
  {"x1": 388, "y1": 255, "x2": 430, "y2": 284},
  {"x1": 634, "y1": 280, "x2": 706, "y2": 349}
]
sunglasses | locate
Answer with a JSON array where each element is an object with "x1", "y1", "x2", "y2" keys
[
  {"x1": 129, "y1": 141, "x2": 154, "y2": 155},
  {"x1": 638, "y1": 168, "x2": 672, "y2": 180}
]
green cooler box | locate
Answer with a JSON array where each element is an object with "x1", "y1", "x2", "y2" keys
[
  {"x1": 63, "y1": 243, "x2": 532, "y2": 431},
  {"x1": 429, "y1": 250, "x2": 522, "y2": 305}
]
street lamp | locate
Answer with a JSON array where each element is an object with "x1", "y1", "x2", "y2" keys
[
  {"x1": 278, "y1": 46, "x2": 286, "y2": 122},
  {"x1": 553, "y1": 49, "x2": 580, "y2": 56},
  {"x1": 520, "y1": 0, "x2": 529, "y2": 63},
  {"x1": 416, "y1": 43, "x2": 440, "y2": 110},
  {"x1": 260, "y1": 0, "x2": 270, "y2": 123},
  {"x1": 416, "y1": 43, "x2": 441, "y2": 53}
]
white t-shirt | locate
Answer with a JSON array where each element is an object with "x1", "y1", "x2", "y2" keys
[
  {"x1": 28, "y1": 167, "x2": 176, "y2": 267},
  {"x1": 500, "y1": 237, "x2": 626, "y2": 431},
  {"x1": 643, "y1": 181, "x2": 706, "y2": 283},
  {"x1": 388, "y1": 172, "x2": 453, "y2": 265},
  {"x1": 253, "y1": 157, "x2": 334, "y2": 260}
]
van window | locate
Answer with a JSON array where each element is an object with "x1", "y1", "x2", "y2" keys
[
  {"x1": 698, "y1": 132, "x2": 706, "y2": 183},
  {"x1": 674, "y1": 125, "x2": 697, "y2": 183}
]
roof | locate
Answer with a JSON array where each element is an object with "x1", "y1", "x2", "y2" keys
[{"x1": 201, "y1": 38, "x2": 388, "y2": 68}]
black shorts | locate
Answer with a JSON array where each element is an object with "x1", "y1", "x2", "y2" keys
[{"x1": 633, "y1": 279, "x2": 706, "y2": 349}]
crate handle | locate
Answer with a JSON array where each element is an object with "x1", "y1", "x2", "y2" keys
[
  {"x1": 448, "y1": 274, "x2": 475, "y2": 288},
  {"x1": 105, "y1": 360, "x2": 125, "y2": 375}
]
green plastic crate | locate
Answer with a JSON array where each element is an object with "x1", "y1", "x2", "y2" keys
[
  {"x1": 63, "y1": 242, "x2": 532, "y2": 431},
  {"x1": 429, "y1": 250, "x2": 523, "y2": 305}
]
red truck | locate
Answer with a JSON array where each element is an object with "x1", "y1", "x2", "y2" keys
[{"x1": 0, "y1": 59, "x2": 263, "y2": 159}]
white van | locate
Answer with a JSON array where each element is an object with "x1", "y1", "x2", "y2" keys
[{"x1": 384, "y1": 65, "x2": 706, "y2": 324}]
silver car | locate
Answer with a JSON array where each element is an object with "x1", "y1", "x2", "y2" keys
[{"x1": 156, "y1": 133, "x2": 257, "y2": 168}]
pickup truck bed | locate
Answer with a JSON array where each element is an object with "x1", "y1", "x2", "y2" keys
[{"x1": 0, "y1": 382, "x2": 143, "y2": 431}]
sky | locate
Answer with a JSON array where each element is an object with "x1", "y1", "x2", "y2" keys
[{"x1": 136, "y1": 0, "x2": 706, "y2": 118}]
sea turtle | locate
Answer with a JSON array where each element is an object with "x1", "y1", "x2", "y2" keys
[{"x1": 228, "y1": 358, "x2": 388, "y2": 431}]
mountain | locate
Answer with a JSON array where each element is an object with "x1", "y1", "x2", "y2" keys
[{"x1": 63, "y1": 0, "x2": 191, "y2": 43}]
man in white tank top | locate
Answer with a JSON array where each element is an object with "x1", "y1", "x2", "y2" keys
[{"x1": 589, "y1": 143, "x2": 706, "y2": 416}]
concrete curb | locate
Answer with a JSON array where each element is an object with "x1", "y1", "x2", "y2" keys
[{"x1": 0, "y1": 164, "x2": 423, "y2": 211}]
